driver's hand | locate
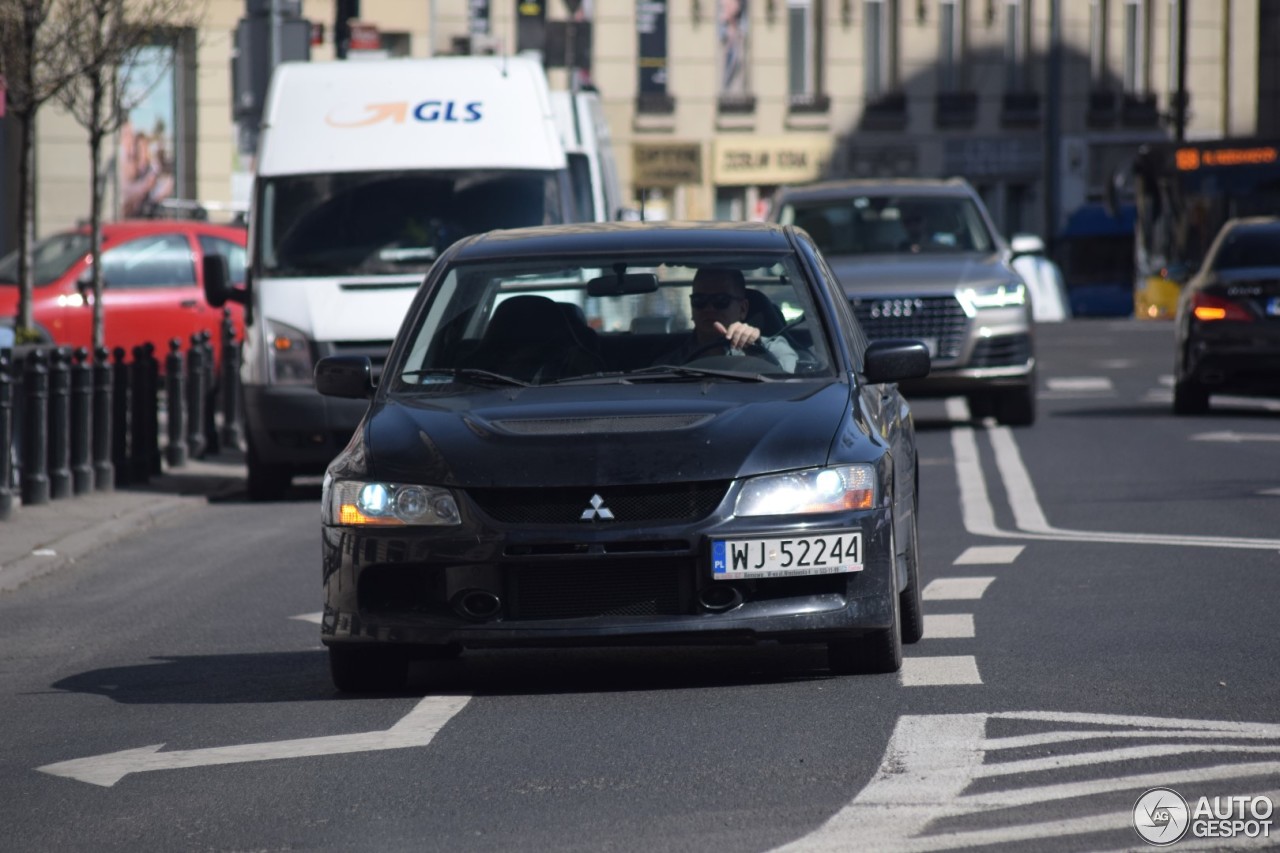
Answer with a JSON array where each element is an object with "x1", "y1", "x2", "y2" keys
[{"x1": 715, "y1": 321, "x2": 761, "y2": 350}]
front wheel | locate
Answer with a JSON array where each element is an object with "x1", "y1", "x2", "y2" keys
[
  {"x1": 329, "y1": 645, "x2": 410, "y2": 693},
  {"x1": 994, "y1": 384, "x2": 1036, "y2": 426},
  {"x1": 1173, "y1": 379, "x2": 1210, "y2": 415},
  {"x1": 899, "y1": 516, "x2": 924, "y2": 645},
  {"x1": 828, "y1": 585, "x2": 903, "y2": 675}
]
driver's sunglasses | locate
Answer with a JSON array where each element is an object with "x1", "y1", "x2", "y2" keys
[{"x1": 689, "y1": 293, "x2": 744, "y2": 310}]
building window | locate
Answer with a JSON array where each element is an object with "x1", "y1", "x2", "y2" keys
[
  {"x1": 1123, "y1": 0, "x2": 1147, "y2": 93},
  {"x1": 1089, "y1": 0, "x2": 1107, "y2": 83},
  {"x1": 938, "y1": 0, "x2": 965, "y2": 92},
  {"x1": 1003, "y1": 0, "x2": 1030, "y2": 92},
  {"x1": 788, "y1": 0, "x2": 827, "y2": 104},
  {"x1": 864, "y1": 0, "x2": 897, "y2": 98}
]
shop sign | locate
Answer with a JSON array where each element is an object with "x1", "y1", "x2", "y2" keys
[
  {"x1": 633, "y1": 143, "x2": 702, "y2": 187},
  {"x1": 712, "y1": 137, "x2": 831, "y2": 185}
]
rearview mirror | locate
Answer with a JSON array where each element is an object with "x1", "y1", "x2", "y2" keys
[
  {"x1": 203, "y1": 254, "x2": 247, "y2": 308},
  {"x1": 587, "y1": 272, "x2": 659, "y2": 296}
]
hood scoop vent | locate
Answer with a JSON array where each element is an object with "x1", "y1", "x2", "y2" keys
[{"x1": 493, "y1": 414, "x2": 713, "y2": 435}]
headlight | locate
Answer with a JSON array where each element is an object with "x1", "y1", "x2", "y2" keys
[
  {"x1": 324, "y1": 479, "x2": 461, "y2": 526},
  {"x1": 265, "y1": 318, "x2": 315, "y2": 384},
  {"x1": 956, "y1": 281, "x2": 1026, "y2": 316},
  {"x1": 735, "y1": 465, "x2": 877, "y2": 517}
]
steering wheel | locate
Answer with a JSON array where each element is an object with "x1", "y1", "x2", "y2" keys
[{"x1": 683, "y1": 338, "x2": 782, "y2": 367}]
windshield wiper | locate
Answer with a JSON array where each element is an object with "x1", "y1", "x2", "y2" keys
[
  {"x1": 400, "y1": 368, "x2": 531, "y2": 387},
  {"x1": 621, "y1": 364, "x2": 773, "y2": 382}
]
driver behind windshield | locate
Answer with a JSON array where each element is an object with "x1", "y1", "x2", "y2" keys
[{"x1": 654, "y1": 267, "x2": 797, "y2": 370}]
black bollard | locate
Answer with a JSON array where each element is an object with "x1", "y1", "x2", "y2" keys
[
  {"x1": 111, "y1": 347, "x2": 131, "y2": 487},
  {"x1": 130, "y1": 345, "x2": 149, "y2": 484},
  {"x1": 144, "y1": 343, "x2": 162, "y2": 477},
  {"x1": 0, "y1": 353, "x2": 13, "y2": 520},
  {"x1": 186, "y1": 333, "x2": 207, "y2": 460},
  {"x1": 21, "y1": 350, "x2": 50, "y2": 506},
  {"x1": 69, "y1": 347, "x2": 94, "y2": 495},
  {"x1": 165, "y1": 338, "x2": 187, "y2": 467},
  {"x1": 47, "y1": 347, "x2": 72, "y2": 499},
  {"x1": 92, "y1": 346, "x2": 114, "y2": 492},
  {"x1": 201, "y1": 330, "x2": 219, "y2": 455},
  {"x1": 219, "y1": 309, "x2": 243, "y2": 451}
]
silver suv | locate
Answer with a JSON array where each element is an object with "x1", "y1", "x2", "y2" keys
[{"x1": 771, "y1": 178, "x2": 1036, "y2": 425}]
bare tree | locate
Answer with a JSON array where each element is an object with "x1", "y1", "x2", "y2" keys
[
  {"x1": 0, "y1": 0, "x2": 81, "y2": 344},
  {"x1": 56, "y1": 0, "x2": 204, "y2": 351}
]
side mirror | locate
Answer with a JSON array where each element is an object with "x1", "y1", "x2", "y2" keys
[
  {"x1": 202, "y1": 253, "x2": 247, "y2": 308},
  {"x1": 1010, "y1": 233, "x2": 1046, "y2": 258},
  {"x1": 863, "y1": 339, "x2": 931, "y2": 385},
  {"x1": 315, "y1": 355, "x2": 375, "y2": 399}
]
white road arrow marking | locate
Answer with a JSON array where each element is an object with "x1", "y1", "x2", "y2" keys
[
  {"x1": 1191, "y1": 430, "x2": 1280, "y2": 443},
  {"x1": 37, "y1": 694, "x2": 470, "y2": 787}
]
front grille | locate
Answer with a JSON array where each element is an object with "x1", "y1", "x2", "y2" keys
[
  {"x1": 970, "y1": 333, "x2": 1033, "y2": 367},
  {"x1": 322, "y1": 339, "x2": 392, "y2": 381},
  {"x1": 467, "y1": 482, "x2": 730, "y2": 524},
  {"x1": 509, "y1": 562, "x2": 689, "y2": 619},
  {"x1": 851, "y1": 296, "x2": 968, "y2": 360}
]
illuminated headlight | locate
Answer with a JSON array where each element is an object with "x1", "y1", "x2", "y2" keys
[
  {"x1": 735, "y1": 465, "x2": 877, "y2": 517},
  {"x1": 956, "y1": 282, "x2": 1027, "y2": 316},
  {"x1": 324, "y1": 479, "x2": 461, "y2": 526},
  {"x1": 265, "y1": 318, "x2": 315, "y2": 384}
]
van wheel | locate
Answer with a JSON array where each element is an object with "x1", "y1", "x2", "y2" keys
[
  {"x1": 995, "y1": 384, "x2": 1036, "y2": 426},
  {"x1": 329, "y1": 646, "x2": 409, "y2": 693},
  {"x1": 1173, "y1": 379, "x2": 1210, "y2": 415},
  {"x1": 246, "y1": 438, "x2": 292, "y2": 501}
]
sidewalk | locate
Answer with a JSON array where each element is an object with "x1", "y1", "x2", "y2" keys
[{"x1": 0, "y1": 448, "x2": 247, "y2": 593}]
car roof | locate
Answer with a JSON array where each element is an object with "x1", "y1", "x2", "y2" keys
[
  {"x1": 65, "y1": 219, "x2": 247, "y2": 242},
  {"x1": 1222, "y1": 215, "x2": 1280, "y2": 232},
  {"x1": 450, "y1": 221, "x2": 797, "y2": 262},
  {"x1": 773, "y1": 177, "x2": 978, "y2": 202}
]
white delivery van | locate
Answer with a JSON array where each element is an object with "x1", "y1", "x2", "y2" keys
[
  {"x1": 549, "y1": 89, "x2": 627, "y2": 222},
  {"x1": 205, "y1": 55, "x2": 580, "y2": 499}
]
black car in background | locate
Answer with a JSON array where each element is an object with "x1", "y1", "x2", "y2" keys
[
  {"x1": 1173, "y1": 216, "x2": 1280, "y2": 414},
  {"x1": 314, "y1": 221, "x2": 930, "y2": 692}
]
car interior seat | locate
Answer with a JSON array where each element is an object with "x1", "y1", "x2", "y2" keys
[
  {"x1": 464, "y1": 294, "x2": 604, "y2": 382},
  {"x1": 744, "y1": 289, "x2": 788, "y2": 338}
]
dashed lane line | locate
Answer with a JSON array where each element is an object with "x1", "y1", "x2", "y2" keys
[
  {"x1": 952, "y1": 545, "x2": 1023, "y2": 565},
  {"x1": 922, "y1": 614, "x2": 975, "y2": 639},
  {"x1": 900, "y1": 656, "x2": 982, "y2": 687},
  {"x1": 922, "y1": 577, "x2": 996, "y2": 601}
]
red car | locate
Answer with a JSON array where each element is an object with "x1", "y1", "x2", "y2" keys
[{"x1": 0, "y1": 220, "x2": 246, "y2": 367}]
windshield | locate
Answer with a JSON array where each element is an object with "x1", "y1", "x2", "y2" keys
[
  {"x1": 779, "y1": 195, "x2": 996, "y2": 255},
  {"x1": 256, "y1": 169, "x2": 568, "y2": 277},
  {"x1": 1211, "y1": 225, "x2": 1280, "y2": 270},
  {"x1": 0, "y1": 232, "x2": 90, "y2": 286},
  {"x1": 390, "y1": 252, "x2": 836, "y2": 389}
]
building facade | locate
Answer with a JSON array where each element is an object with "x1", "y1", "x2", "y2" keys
[{"x1": 2, "y1": 0, "x2": 1277, "y2": 254}]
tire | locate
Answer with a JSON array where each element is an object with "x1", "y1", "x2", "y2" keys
[
  {"x1": 899, "y1": 515, "x2": 924, "y2": 645},
  {"x1": 329, "y1": 645, "x2": 410, "y2": 693},
  {"x1": 1173, "y1": 379, "x2": 1210, "y2": 415},
  {"x1": 246, "y1": 435, "x2": 292, "y2": 501},
  {"x1": 828, "y1": 580, "x2": 903, "y2": 675},
  {"x1": 994, "y1": 383, "x2": 1036, "y2": 426}
]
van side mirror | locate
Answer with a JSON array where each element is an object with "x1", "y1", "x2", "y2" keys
[{"x1": 203, "y1": 253, "x2": 246, "y2": 308}]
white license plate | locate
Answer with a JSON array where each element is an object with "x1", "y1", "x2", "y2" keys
[{"x1": 711, "y1": 533, "x2": 863, "y2": 580}]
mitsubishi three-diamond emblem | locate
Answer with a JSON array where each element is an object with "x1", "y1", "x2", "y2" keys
[{"x1": 580, "y1": 494, "x2": 615, "y2": 521}]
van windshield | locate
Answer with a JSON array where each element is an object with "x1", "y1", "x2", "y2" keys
[{"x1": 257, "y1": 170, "x2": 567, "y2": 277}]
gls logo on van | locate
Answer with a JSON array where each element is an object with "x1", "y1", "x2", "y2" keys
[{"x1": 325, "y1": 101, "x2": 483, "y2": 128}]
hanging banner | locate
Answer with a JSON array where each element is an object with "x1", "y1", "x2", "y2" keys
[
  {"x1": 118, "y1": 45, "x2": 177, "y2": 218},
  {"x1": 637, "y1": 0, "x2": 668, "y2": 96}
]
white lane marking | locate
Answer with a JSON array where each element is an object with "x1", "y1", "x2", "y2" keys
[
  {"x1": 1095, "y1": 359, "x2": 1135, "y2": 369},
  {"x1": 949, "y1": 404, "x2": 1280, "y2": 550},
  {"x1": 900, "y1": 656, "x2": 982, "y2": 687},
  {"x1": 923, "y1": 614, "x2": 975, "y2": 639},
  {"x1": 1159, "y1": 374, "x2": 1174, "y2": 386},
  {"x1": 291, "y1": 612, "x2": 323, "y2": 624},
  {"x1": 1261, "y1": 488, "x2": 1280, "y2": 497},
  {"x1": 1045, "y1": 377, "x2": 1113, "y2": 392},
  {"x1": 1192, "y1": 430, "x2": 1280, "y2": 443},
  {"x1": 772, "y1": 711, "x2": 1280, "y2": 852},
  {"x1": 952, "y1": 545, "x2": 1023, "y2": 565},
  {"x1": 922, "y1": 577, "x2": 995, "y2": 600},
  {"x1": 37, "y1": 695, "x2": 471, "y2": 787}
]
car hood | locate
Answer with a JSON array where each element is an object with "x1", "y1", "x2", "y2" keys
[
  {"x1": 824, "y1": 252, "x2": 1017, "y2": 295},
  {"x1": 342, "y1": 381, "x2": 863, "y2": 488}
]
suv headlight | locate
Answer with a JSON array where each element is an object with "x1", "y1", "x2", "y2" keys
[
  {"x1": 956, "y1": 282, "x2": 1026, "y2": 316},
  {"x1": 323, "y1": 478, "x2": 461, "y2": 526},
  {"x1": 735, "y1": 465, "x2": 877, "y2": 517},
  {"x1": 265, "y1": 318, "x2": 316, "y2": 385}
]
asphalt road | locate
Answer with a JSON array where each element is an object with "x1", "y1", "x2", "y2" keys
[{"x1": 2, "y1": 318, "x2": 1278, "y2": 852}]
